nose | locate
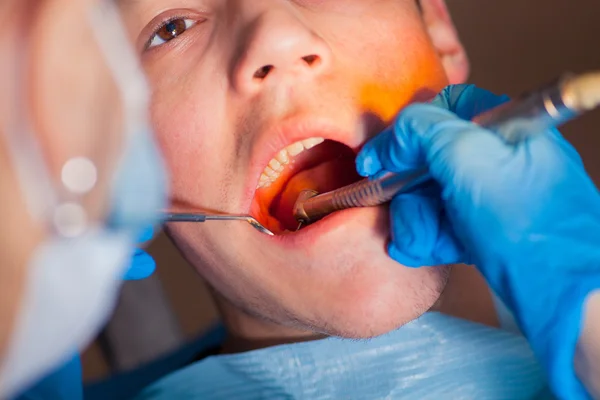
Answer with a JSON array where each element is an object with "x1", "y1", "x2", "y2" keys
[{"x1": 232, "y1": 9, "x2": 331, "y2": 93}]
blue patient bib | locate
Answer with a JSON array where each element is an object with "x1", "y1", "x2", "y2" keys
[{"x1": 135, "y1": 312, "x2": 551, "y2": 399}]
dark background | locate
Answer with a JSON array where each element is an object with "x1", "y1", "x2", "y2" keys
[{"x1": 82, "y1": 0, "x2": 600, "y2": 380}]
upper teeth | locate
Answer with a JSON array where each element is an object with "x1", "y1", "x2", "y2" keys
[{"x1": 257, "y1": 137, "x2": 324, "y2": 189}]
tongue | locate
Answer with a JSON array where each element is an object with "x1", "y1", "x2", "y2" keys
[{"x1": 271, "y1": 158, "x2": 360, "y2": 230}]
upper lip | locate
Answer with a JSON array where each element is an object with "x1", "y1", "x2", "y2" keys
[{"x1": 242, "y1": 116, "x2": 365, "y2": 212}]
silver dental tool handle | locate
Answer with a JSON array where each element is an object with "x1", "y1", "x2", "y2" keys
[
  {"x1": 164, "y1": 211, "x2": 274, "y2": 235},
  {"x1": 294, "y1": 71, "x2": 600, "y2": 225},
  {"x1": 165, "y1": 212, "x2": 242, "y2": 222}
]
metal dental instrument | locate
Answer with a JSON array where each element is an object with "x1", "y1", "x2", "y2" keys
[
  {"x1": 164, "y1": 211, "x2": 274, "y2": 236},
  {"x1": 294, "y1": 70, "x2": 600, "y2": 227}
]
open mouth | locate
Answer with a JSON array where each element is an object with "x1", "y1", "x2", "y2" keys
[{"x1": 251, "y1": 138, "x2": 361, "y2": 234}]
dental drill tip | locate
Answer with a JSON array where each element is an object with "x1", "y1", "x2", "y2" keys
[
  {"x1": 563, "y1": 71, "x2": 600, "y2": 112},
  {"x1": 296, "y1": 222, "x2": 304, "y2": 231},
  {"x1": 292, "y1": 189, "x2": 320, "y2": 225}
]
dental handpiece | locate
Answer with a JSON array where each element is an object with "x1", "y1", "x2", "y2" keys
[{"x1": 293, "y1": 71, "x2": 600, "y2": 226}]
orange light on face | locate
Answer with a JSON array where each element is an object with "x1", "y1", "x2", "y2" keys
[{"x1": 358, "y1": 57, "x2": 449, "y2": 125}]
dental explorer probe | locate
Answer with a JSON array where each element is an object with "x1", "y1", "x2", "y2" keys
[
  {"x1": 293, "y1": 71, "x2": 600, "y2": 227},
  {"x1": 164, "y1": 211, "x2": 274, "y2": 236}
]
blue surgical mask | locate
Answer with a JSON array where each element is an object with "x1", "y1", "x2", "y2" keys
[{"x1": 107, "y1": 118, "x2": 168, "y2": 235}]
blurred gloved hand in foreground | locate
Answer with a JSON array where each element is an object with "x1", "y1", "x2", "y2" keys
[
  {"x1": 124, "y1": 227, "x2": 157, "y2": 280},
  {"x1": 356, "y1": 84, "x2": 600, "y2": 399}
]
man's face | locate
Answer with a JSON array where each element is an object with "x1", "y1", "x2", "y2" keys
[{"x1": 123, "y1": 0, "x2": 463, "y2": 338}]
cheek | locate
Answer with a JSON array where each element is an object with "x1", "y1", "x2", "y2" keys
[
  {"x1": 150, "y1": 81, "x2": 235, "y2": 206},
  {"x1": 358, "y1": 56, "x2": 446, "y2": 123},
  {"x1": 351, "y1": 19, "x2": 448, "y2": 123}
]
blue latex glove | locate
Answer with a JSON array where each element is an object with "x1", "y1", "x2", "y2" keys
[
  {"x1": 124, "y1": 226, "x2": 157, "y2": 280},
  {"x1": 356, "y1": 84, "x2": 600, "y2": 399}
]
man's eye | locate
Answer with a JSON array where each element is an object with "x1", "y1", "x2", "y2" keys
[{"x1": 147, "y1": 18, "x2": 196, "y2": 50}]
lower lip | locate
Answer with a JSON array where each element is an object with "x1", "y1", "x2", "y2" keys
[{"x1": 263, "y1": 205, "x2": 388, "y2": 248}]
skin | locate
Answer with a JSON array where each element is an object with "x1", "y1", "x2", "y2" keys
[
  {"x1": 576, "y1": 292, "x2": 600, "y2": 397},
  {"x1": 120, "y1": 0, "x2": 492, "y2": 343},
  {"x1": 0, "y1": 0, "x2": 123, "y2": 365}
]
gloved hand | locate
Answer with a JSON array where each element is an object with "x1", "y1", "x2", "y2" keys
[
  {"x1": 356, "y1": 84, "x2": 600, "y2": 399},
  {"x1": 123, "y1": 227, "x2": 157, "y2": 280}
]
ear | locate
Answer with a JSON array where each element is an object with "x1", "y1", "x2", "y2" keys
[{"x1": 420, "y1": 0, "x2": 469, "y2": 84}]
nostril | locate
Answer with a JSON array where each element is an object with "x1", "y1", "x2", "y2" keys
[
  {"x1": 253, "y1": 65, "x2": 274, "y2": 80},
  {"x1": 250, "y1": 55, "x2": 321, "y2": 82},
  {"x1": 302, "y1": 54, "x2": 320, "y2": 67}
]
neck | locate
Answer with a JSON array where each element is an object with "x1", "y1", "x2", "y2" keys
[{"x1": 213, "y1": 293, "x2": 325, "y2": 354}]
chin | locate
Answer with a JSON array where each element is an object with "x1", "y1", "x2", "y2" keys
[{"x1": 295, "y1": 256, "x2": 452, "y2": 339}]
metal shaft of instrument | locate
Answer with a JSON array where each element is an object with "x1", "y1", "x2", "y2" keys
[
  {"x1": 165, "y1": 213, "x2": 247, "y2": 223},
  {"x1": 163, "y1": 212, "x2": 275, "y2": 236},
  {"x1": 296, "y1": 73, "x2": 589, "y2": 225}
]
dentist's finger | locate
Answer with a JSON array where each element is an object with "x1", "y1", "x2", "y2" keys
[{"x1": 387, "y1": 189, "x2": 464, "y2": 268}]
